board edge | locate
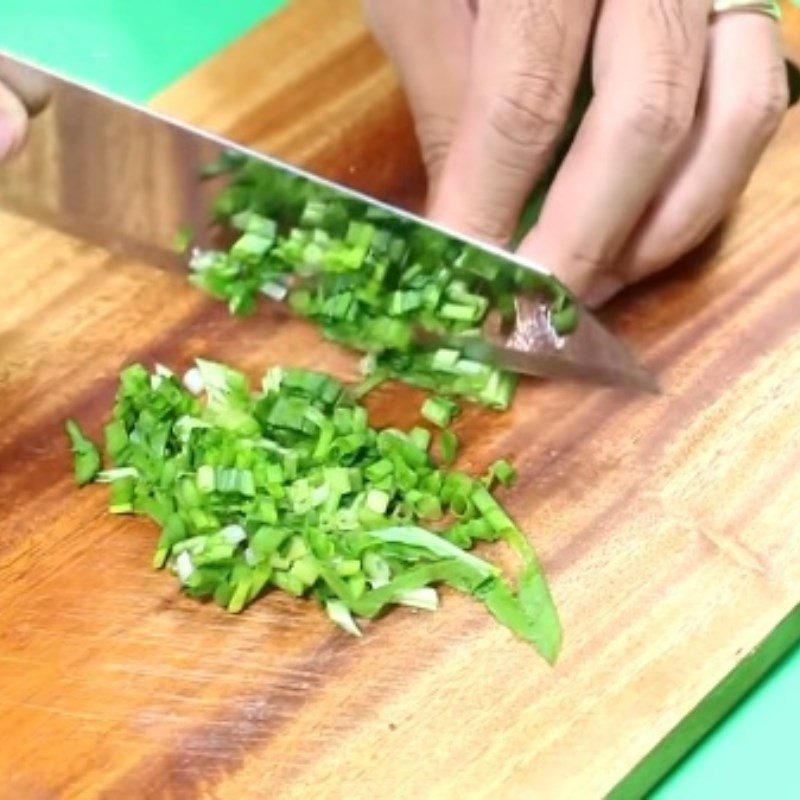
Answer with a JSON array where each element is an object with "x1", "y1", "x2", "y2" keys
[{"x1": 607, "y1": 603, "x2": 800, "y2": 800}]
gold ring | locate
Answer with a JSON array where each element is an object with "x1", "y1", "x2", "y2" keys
[{"x1": 711, "y1": 0, "x2": 781, "y2": 19}]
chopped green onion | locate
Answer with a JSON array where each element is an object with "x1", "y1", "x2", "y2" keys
[
  {"x1": 326, "y1": 599, "x2": 362, "y2": 637},
  {"x1": 109, "y1": 477, "x2": 134, "y2": 513},
  {"x1": 421, "y1": 396, "x2": 460, "y2": 429},
  {"x1": 67, "y1": 359, "x2": 561, "y2": 663},
  {"x1": 187, "y1": 158, "x2": 580, "y2": 407},
  {"x1": 365, "y1": 489, "x2": 391, "y2": 514},
  {"x1": 95, "y1": 466, "x2": 138, "y2": 483},
  {"x1": 396, "y1": 587, "x2": 439, "y2": 611},
  {"x1": 183, "y1": 367, "x2": 205, "y2": 395},
  {"x1": 439, "y1": 430, "x2": 459, "y2": 465},
  {"x1": 485, "y1": 458, "x2": 517, "y2": 488},
  {"x1": 409, "y1": 427, "x2": 432, "y2": 452},
  {"x1": 65, "y1": 419, "x2": 101, "y2": 486}
]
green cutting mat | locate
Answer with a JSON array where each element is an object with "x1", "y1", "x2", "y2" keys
[
  {"x1": 1, "y1": 3, "x2": 798, "y2": 796},
  {"x1": 0, "y1": 0, "x2": 285, "y2": 101}
]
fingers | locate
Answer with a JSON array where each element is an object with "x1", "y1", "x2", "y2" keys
[
  {"x1": 363, "y1": 0, "x2": 474, "y2": 190},
  {"x1": 0, "y1": 55, "x2": 51, "y2": 116},
  {"x1": 619, "y1": 12, "x2": 788, "y2": 284},
  {"x1": 429, "y1": 0, "x2": 597, "y2": 245},
  {"x1": 520, "y1": 0, "x2": 711, "y2": 304},
  {"x1": 0, "y1": 55, "x2": 51, "y2": 163},
  {"x1": 0, "y1": 80, "x2": 28, "y2": 161}
]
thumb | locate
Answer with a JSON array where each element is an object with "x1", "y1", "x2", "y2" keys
[
  {"x1": 0, "y1": 80, "x2": 28, "y2": 161},
  {"x1": 0, "y1": 54, "x2": 52, "y2": 161},
  {"x1": 0, "y1": 54, "x2": 52, "y2": 115}
]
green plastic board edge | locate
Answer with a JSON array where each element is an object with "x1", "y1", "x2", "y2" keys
[
  {"x1": 608, "y1": 603, "x2": 800, "y2": 800},
  {"x1": 0, "y1": 1, "x2": 287, "y2": 102}
]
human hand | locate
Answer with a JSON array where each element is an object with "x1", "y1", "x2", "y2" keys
[
  {"x1": 365, "y1": 1, "x2": 789, "y2": 306},
  {"x1": 0, "y1": 82, "x2": 27, "y2": 161},
  {"x1": 0, "y1": 55, "x2": 50, "y2": 162}
]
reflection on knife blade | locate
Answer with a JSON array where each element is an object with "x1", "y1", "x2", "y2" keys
[
  {"x1": 0, "y1": 49, "x2": 656, "y2": 398},
  {"x1": 415, "y1": 297, "x2": 658, "y2": 393}
]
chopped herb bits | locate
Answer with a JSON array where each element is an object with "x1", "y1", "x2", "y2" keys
[
  {"x1": 68, "y1": 360, "x2": 562, "y2": 662},
  {"x1": 189, "y1": 155, "x2": 578, "y2": 409}
]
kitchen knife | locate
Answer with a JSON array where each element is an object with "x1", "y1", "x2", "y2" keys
[{"x1": 0, "y1": 50, "x2": 656, "y2": 392}]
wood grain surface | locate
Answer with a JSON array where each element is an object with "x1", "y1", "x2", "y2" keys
[{"x1": 1, "y1": 1, "x2": 799, "y2": 797}]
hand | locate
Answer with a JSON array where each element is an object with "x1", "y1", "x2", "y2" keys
[
  {"x1": 0, "y1": 80, "x2": 27, "y2": 161},
  {"x1": 365, "y1": 1, "x2": 789, "y2": 306},
  {"x1": 0, "y1": 55, "x2": 51, "y2": 162}
]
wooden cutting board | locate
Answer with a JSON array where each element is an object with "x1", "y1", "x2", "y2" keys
[{"x1": 1, "y1": 1, "x2": 799, "y2": 797}]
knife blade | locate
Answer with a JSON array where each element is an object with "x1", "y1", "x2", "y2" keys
[{"x1": 0, "y1": 50, "x2": 656, "y2": 392}]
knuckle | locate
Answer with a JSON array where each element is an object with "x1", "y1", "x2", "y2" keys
[
  {"x1": 623, "y1": 96, "x2": 692, "y2": 146},
  {"x1": 485, "y1": 70, "x2": 569, "y2": 153},
  {"x1": 738, "y1": 65, "x2": 788, "y2": 139},
  {"x1": 627, "y1": 87, "x2": 694, "y2": 146},
  {"x1": 413, "y1": 112, "x2": 457, "y2": 179},
  {"x1": 617, "y1": 56, "x2": 696, "y2": 146},
  {"x1": 644, "y1": 0, "x2": 695, "y2": 53}
]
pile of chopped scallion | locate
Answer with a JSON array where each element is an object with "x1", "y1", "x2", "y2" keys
[
  {"x1": 188, "y1": 153, "x2": 578, "y2": 409},
  {"x1": 67, "y1": 359, "x2": 561, "y2": 662}
]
